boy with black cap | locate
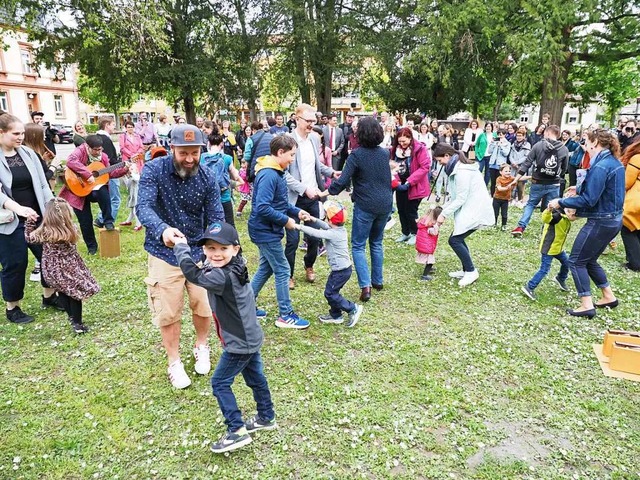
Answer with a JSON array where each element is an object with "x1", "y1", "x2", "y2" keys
[
  {"x1": 296, "y1": 201, "x2": 364, "y2": 327},
  {"x1": 173, "y1": 222, "x2": 276, "y2": 454}
]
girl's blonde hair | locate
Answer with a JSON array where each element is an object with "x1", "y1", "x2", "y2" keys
[{"x1": 29, "y1": 198, "x2": 79, "y2": 244}]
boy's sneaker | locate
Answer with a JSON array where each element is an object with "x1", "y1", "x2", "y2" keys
[
  {"x1": 318, "y1": 245, "x2": 327, "y2": 256},
  {"x1": 318, "y1": 313, "x2": 344, "y2": 324},
  {"x1": 42, "y1": 294, "x2": 66, "y2": 311},
  {"x1": 193, "y1": 344, "x2": 211, "y2": 375},
  {"x1": 299, "y1": 241, "x2": 308, "y2": 251},
  {"x1": 245, "y1": 415, "x2": 278, "y2": 432},
  {"x1": 521, "y1": 283, "x2": 537, "y2": 301},
  {"x1": 6, "y1": 307, "x2": 34, "y2": 324},
  {"x1": 29, "y1": 266, "x2": 41, "y2": 282},
  {"x1": 168, "y1": 360, "x2": 191, "y2": 389},
  {"x1": 448, "y1": 270, "x2": 465, "y2": 279},
  {"x1": 511, "y1": 226, "x2": 524, "y2": 237},
  {"x1": 554, "y1": 276, "x2": 570, "y2": 292},
  {"x1": 420, "y1": 274, "x2": 434, "y2": 281},
  {"x1": 501, "y1": 225, "x2": 507, "y2": 232},
  {"x1": 275, "y1": 312, "x2": 310, "y2": 330},
  {"x1": 256, "y1": 307, "x2": 267, "y2": 319},
  {"x1": 458, "y1": 269, "x2": 479, "y2": 287},
  {"x1": 346, "y1": 304, "x2": 363, "y2": 328},
  {"x1": 210, "y1": 427, "x2": 252, "y2": 454},
  {"x1": 70, "y1": 320, "x2": 89, "y2": 334}
]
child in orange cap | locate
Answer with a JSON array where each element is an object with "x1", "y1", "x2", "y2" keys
[{"x1": 296, "y1": 201, "x2": 364, "y2": 327}]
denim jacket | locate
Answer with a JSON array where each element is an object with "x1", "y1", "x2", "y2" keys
[{"x1": 559, "y1": 149, "x2": 625, "y2": 219}]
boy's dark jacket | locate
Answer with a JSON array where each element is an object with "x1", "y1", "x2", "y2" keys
[
  {"x1": 517, "y1": 139, "x2": 569, "y2": 184},
  {"x1": 174, "y1": 243, "x2": 263, "y2": 354},
  {"x1": 248, "y1": 155, "x2": 300, "y2": 244}
]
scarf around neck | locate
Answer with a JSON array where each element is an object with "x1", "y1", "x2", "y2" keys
[{"x1": 445, "y1": 153, "x2": 459, "y2": 176}]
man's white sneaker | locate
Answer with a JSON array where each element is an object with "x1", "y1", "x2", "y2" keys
[
  {"x1": 193, "y1": 344, "x2": 211, "y2": 375},
  {"x1": 168, "y1": 360, "x2": 192, "y2": 389},
  {"x1": 448, "y1": 270, "x2": 465, "y2": 279},
  {"x1": 458, "y1": 269, "x2": 479, "y2": 287}
]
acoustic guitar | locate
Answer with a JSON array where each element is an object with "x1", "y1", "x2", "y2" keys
[{"x1": 64, "y1": 160, "x2": 129, "y2": 197}]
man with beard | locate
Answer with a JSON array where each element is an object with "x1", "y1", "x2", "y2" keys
[{"x1": 137, "y1": 124, "x2": 225, "y2": 390}]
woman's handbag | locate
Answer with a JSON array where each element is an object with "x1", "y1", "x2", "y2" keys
[{"x1": 468, "y1": 149, "x2": 476, "y2": 160}]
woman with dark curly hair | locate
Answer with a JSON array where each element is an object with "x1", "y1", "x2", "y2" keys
[{"x1": 329, "y1": 117, "x2": 393, "y2": 302}]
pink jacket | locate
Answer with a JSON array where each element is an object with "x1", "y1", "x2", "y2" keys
[
  {"x1": 238, "y1": 167, "x2": 251, "y2": 194},
  {"x1": 406, "y1": 141, "x2": 431, "y2": 201},
  {"x1": 59, "y1": 144, "x2": 128, "y2": 211},
  {"x1": 119, "y1": 133, "x2": 144, "y2": 162},
  {"x1": 416, "y1": 217, "x2": 439, "y2": 255}
]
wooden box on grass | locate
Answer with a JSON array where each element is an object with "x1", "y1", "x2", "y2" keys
[
  {"x1": 603, "y1": 330, "x2": 640, "y2": 357},
  {"x1": 98, "y1": 228, "x2": 121, "y2": 258},
  {"x1": 609, "y1": 342, "x2": 640, "y2": 375}
]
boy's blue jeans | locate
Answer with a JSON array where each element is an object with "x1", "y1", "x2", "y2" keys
[
  {"x1": 324, "y1": 266, "x2": 355, "y2": 318},
  {"x1": 211, "y1": 351, "x2": 274, "y2": 432},
  {"x1": 517, "y1": 183, "x2": 561, "y2": 229},
  {"x1": 527, "y1": 252, "x2": 569, "y2": 290},
  {"x1": 251, "y1": 241, "x2": 293, "y2": 316}
]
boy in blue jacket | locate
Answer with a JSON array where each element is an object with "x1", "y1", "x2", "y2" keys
[
  {"x1": 173, "y1": 223, "x2": 276, "y2": 454},
  {"x1": 249, "y1": 135, "x2": 312, "y2": 329}
]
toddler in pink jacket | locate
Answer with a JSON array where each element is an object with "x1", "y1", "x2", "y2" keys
[{"x1": 416, "y1": 205, "x2": 442, "y2": 281}]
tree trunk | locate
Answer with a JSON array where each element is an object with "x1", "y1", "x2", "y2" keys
[
  {"x1": 314, "y1": 67, "x2": 332, "y2": 114},
  {"x1": 183, "y1": 92, "x2": 196, "y2": 124},
  {"x1": 291, "y1": 5, "x2": 310, "y2": 104},
  {"x1": 539, "y1": 34, "x2": 573, "y2": 126},
  {"x1": 492, "y1": 94, "x2": 503, "y2": 122},
  {"x1": 248, "y1": 98, "x2": 257, "y2": 121}
]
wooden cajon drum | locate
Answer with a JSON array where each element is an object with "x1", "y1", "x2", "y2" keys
[{"x1": 98, "y1": 228, "x2": 121, "y2": 258}]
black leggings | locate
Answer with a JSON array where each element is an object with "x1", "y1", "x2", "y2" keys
[
  {"x1": 492, "y1": 198, "x2": 509, "y2": 226},
  {"x1": 57, "y1": 292, "x2": 83, "y2": 322},
  {"x1": 396, "y1": 189, "x2": 422, "y2": 235},
  {"x1": 489, "y1": 169, "x2": 500, "y2": 197}
]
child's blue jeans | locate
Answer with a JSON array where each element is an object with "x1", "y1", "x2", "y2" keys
[
  {"x1": 324, "y1": 266, "x2": 355, "y2": 318},
  {"x1": 527, "y1": 252, "x2": 569, "y2": 290},
  {"x1": 211, "y1": 350, "x2": 275, "y2": 432},
  {"x1": 251, "y1": 241, "x2": 293, "y2": 316}
]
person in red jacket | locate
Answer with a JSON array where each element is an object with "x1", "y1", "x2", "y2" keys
[
  {"x1": 391, "y1": 127, "x2": 432, "y2": 245},
  {"x1": 415, "y1": 205, "x2": 442, "y2": 280},
  {"x1": 58, "y1": 135, "x2": 129, "y2": 254}
]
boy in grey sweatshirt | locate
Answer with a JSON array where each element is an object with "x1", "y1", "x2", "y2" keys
[
  {"x1": 173, "y1": 222, "x2": 276, "y2": 454},
  {"x1": 296, "y1": 201, "x2": 364, "y2": 327}
]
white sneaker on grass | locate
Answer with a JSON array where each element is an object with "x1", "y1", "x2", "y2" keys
[
  {"x1": 193, "y1": 344, "x2": 211, "y2": 375},
  {"x1": 168, "y1": 360, "x2": 191, "y2": 389},
  {"x1": 406, "y1": 234, "x2": 416, "y2": 246},
  {"x1": 395, "y1": 234, "x2": 411, "y2": 243},
  {"x1": 210, "y1": 427, "x2": 252, "y2": 453},
  {"x1": 458, "y1": 269, "x2": 479, "y2": 287},
  {"x1": 448, "y1": 270, "x2": 465, "y2": 279},
  {"x1": 346, "y1": 304, "x2": 363, "y2": 328}
]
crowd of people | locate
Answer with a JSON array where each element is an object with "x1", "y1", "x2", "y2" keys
[{"x1": 1, "y1": 103, "x2": 639, "y2": 453}]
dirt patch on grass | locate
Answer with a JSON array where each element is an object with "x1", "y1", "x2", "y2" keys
[{"x1": 466, "y1": 420, "x2": 573, "y2": 469}]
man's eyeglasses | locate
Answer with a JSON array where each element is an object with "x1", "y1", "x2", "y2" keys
[
  {"x1": 300, "y1": 117, "x2": 317, "y2": 124},
  {"x1": 625, "y1": 127, "x2": 635, "y2": 133}
]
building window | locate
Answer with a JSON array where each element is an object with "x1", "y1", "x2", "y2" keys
[
  {"x1": 566, "y1": 113, "x2": 578, "y2": 124},
  {"x1": 0, "y1": 92, "x2": 8, "y2": 112},
  {"x1": 54, "y1": 95, "x2": 64, "y2": 117},
  {"x1": 520, "y1": 115, "x2": 529, "y2": 123},
  {"x1": 20, "y1": 49, "x2": 33, "y2": 74}
]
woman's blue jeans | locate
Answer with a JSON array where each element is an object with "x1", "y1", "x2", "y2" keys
[
  {"x1": 351, "y1": 205, "x2": 389, "y2": 288},
  {"x1": 569, "y1": 216, "x2": 622, "y2": 297},
  {"x1": 448, "y1": 229, "x2": 476, "y2": 272}
]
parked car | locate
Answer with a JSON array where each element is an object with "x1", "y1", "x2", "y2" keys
[{"x1": 51, "y1": 124, "x2": 74, "y2": 144}]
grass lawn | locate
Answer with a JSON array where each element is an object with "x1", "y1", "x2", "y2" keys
[{"x1": 1, "y1": 189, "x2": 639, "y2": 480}]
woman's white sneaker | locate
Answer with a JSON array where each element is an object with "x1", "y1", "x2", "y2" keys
[
  {"x1": 458, "y1": 269, "x2": 479, "y2": 287},
  {"x1": 168, "y1": 360, "x2": 192, "y2": 389},
  {"x1": 193, "y1": 344, "x2": 211, "y2": 375}
]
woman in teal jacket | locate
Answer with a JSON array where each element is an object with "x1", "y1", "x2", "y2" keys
[{"x1": 475, "y1": 123, "x2": 495, "y2": 185}]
